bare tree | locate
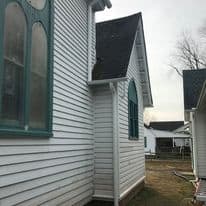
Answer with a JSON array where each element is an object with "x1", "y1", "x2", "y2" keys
[{"x1": 169, "y1": 23, "x2": 206, "y2": 77}]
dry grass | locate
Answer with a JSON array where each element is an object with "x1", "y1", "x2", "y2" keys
[{"x1": 128, "y1": 160, "x2": 202, "y2": 206}]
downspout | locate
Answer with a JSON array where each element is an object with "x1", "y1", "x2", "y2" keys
[
  {"x1": 191, "y1": 110, "x2": 198, "y2": 177},
  {"x1": 87, "y1": 0, "x2": 96, "y2": 82},
  {"x1": 109, "y1": 82, "x2": 120, "y2": 206}
]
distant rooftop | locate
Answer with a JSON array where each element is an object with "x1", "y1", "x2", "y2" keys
[
  {"x1": 149, "y1": 121, "x2": 184, "y2": 131},
  {"x1": 183, "y1": 69, "x2": 206, "y2": 110}
]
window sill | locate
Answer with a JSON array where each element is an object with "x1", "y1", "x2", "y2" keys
[
  {"x1": 0, "y1": 128, "x2": 52, "y2": 137},
  {"x1": 129, "y1": 136, "x2": 139, "y2": 141}
]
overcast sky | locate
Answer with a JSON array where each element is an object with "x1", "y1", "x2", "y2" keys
[{"x1": 96, "y1": 0, "x2": 206, "y2": 123}]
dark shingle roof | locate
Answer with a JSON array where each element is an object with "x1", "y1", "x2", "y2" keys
[
  {"x1": 149, "y1": 121, "x2": 184, "y2": 131},
  {"x1": 93, "y1": 13, "x2": 141, "y2": 80},
  {"x1": 183, "y1": 69, "x2": 206, "y2": 110}
]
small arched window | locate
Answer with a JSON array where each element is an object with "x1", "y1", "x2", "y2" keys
[
  {"x1": 0, "y1": 0, "x2": 52, "y2": 136},
  {"x1": 128, "y1": 80, "x2": 139, "y2": 139}
]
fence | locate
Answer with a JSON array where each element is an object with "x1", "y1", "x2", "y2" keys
[{"x1": 146, "y1": 146, "x2": 191, "y2": 160}]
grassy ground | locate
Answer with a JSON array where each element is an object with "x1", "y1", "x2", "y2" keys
[
  {"x1": 128, "y1": 160, "x2": 202, "y2": 206},
  {"x1": 87, "y1": 160, "x2": 202, "y2": 206}
]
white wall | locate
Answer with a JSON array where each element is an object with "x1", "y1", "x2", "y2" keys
[
  {"x1": 93, "y1": 85, "x2": 114, "y2": 199},
  {"x1": 0, "y1": 1, "x2": 96, "y2": 205},
  {"x1": 118, "y1": 38, "x2": 145, "y2": 197},
  {"x1": 144, "y1": 128, "x2": 156, "y2": 154},
  {"x1": 194, "y1": 110, "x2": 206, "y2": 178}
]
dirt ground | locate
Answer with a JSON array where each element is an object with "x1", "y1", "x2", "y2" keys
[
  {"x1": 87, "y1": 160, "x2": 203, "y2": 206},
  {"x1": 128, "y1": 160, "x2": 202, "y2": 206}
]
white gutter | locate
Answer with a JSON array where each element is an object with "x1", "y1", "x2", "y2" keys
[
  {"x1": 109, "y1": 82, "x2": 120, "y2": 206},
  {"x1": 190, "y1": 111, "x2": 198, "y2": 177},
  {"x1": 88, "y1": 77, "x2": 128, "y2": 85},
  {"x1": 87, "y1": 0, "x2": 95, "y2": 82}
]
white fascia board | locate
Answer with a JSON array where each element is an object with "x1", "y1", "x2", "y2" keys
[
  {"x1": 136, "y1": 17, "x2": 153, "y2": 107},
  {"x1": 88, "y1": 77, "x2": 128, "y2": 86},
  {"x1": 197, "y1": 80, "x2": 206, "y2": 110}
]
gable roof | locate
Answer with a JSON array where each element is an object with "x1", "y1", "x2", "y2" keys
[
  {"x1": 93, "y1": 13, "x2": 141, "y2": 80},
  {"x1": 149, "y1": 121, "x2": 184, "y2": 131},
  {"x1": 183, "y1": 69, "x2": 206, "y2": 110}
]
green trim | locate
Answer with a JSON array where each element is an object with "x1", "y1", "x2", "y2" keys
[
  {"x1": 0, "y1": 0, "x2": 53, "y2": 137},
  {"x1": 0, "y1": 128, "x2": 52, "y2": 137},
  {"x1": 0, "y1": 1, "x2": 4, "y2": 120},
  {"x1": 47, "y1": 0, "x2": 54, "y2": 133},
  {"x1": 128, "y1": 80, "x2": 139, "y2": 140}
]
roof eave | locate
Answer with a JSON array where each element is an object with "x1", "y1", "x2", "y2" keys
[
  {"x1": 87, "y1": 0, "x2": 112, "y2": 12},
  {"x1": 136, "y1": 15, "x2": 153, "y2": 107},
  {"x1": 197, "y1": 80, "x2": 206, "y2": 110}
]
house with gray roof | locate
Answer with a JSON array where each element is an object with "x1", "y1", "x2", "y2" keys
[
  {"x1": 0, "y1": 1, "x2": 153, "y2": 205},
  {"x1": 89, "y1": 13, "x2": 153, "y2": 205},
  {"x1": 183, "y1": 69, "x2": 206, "y2": 204}
]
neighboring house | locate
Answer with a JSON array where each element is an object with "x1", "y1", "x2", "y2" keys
[
  {"x1": 183, "y1": 69, "x2": 206, "y2": 204},
  {"x1": 0, "y1": 1, "x2": 153, "y2": 206},
  {"x1": 144, "y1": 126, "x2": 190, "y2": 155},
  {"x1": 173, "y1": 122, "x2": 190, "y2": 134}
]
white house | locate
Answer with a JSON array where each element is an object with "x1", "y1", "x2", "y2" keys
[
  {"x1": 91, "y1": 13, "x2": 153, "y2": 205},
  {"x1": 144, "y1": 127, "x2": 190, "y2": 155},
  {"x1": 183, "y1": 69, "x2": 206, "y2": 204},
  {"x1": 0, "y1": 1, "x2": 153, "y2": 206}
]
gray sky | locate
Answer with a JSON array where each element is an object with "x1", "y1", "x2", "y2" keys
[{"x1": 96, "y1": 0, "x2": 206, "y2": 122}]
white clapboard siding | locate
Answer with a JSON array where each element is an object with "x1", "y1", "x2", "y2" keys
[
  {"x1": 118, "y1": 36, "x2": 145, "y2": 195},
  {"x1": 93, "y1": 85, "x2": 114, "y2": 198},
  {"x1": 0, "y1": 1, "x2": 96, "y2": 206},
  {"x1": 195, "y1": 111, "x2": 206, "y2": 178}
]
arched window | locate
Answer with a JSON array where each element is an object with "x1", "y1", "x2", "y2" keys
[
  {"x1": 2, "y1": 2, "x2": 26, "y2": 126},
  {"x1": 128, "y1": 80, "x2": 138, "y2": 139},
  {"x1": 30, "y1": 22, "x2": 48, "y2": 129},
  {"x1": 0, "y1": 0, "x2": 52, "y2": 136}
]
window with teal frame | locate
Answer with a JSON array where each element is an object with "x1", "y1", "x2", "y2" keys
[
  {"x1": 128, "y1": 80, "x2": 139, "y2": 139},
  {"x1": 0, "y1": 0, "x2": 53, "y2": 137}
]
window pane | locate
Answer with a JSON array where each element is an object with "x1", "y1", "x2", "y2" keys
[
  {"x1": 27, "y1": 0, "x2": 46, "y2": 10},
  {"x1": 129, "y1": 119, "x2": 133, "y2": 137},
  {"x1": 29, "y1": 22, "x2": 47, "y2": 129},
  {"x1": 144, "y1": 137, "x2": 147, "y2": 148},
  {"x1": 134, "y1": 119, "x2": 138, "y2": 137},
  {"x1": 1, "y1": 2, "x2": 26, "y2": 125}
]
